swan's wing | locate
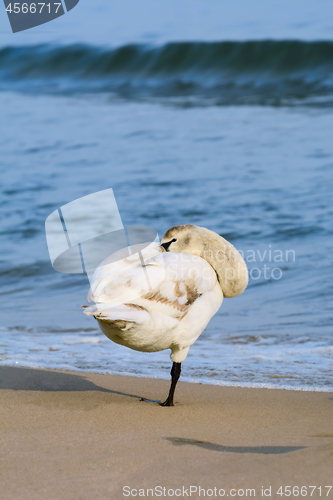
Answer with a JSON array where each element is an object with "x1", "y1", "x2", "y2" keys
[
  {"x1": 139, "y1": 252, "x2": 218, "y2": 319},
  {"x1": 83, "y1": 302, "x2": 150, "y2": 326},
  {"x1": 87, "y1": 242, "x2": 164, "y2": 304},
  {"x1": 84, "y1": 251, "x2": 218, "y2": 326}
]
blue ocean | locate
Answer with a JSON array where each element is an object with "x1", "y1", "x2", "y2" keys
[{"x1": 1, "y1": 0, "x2": 332, "y2": 390}]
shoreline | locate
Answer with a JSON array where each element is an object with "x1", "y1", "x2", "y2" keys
[
  {"x1": 1, "y1": 366, "x2": 333, "y2": 500},
  {"x1": 1, "y1": 362, "x2": 332, "y2": 393}
]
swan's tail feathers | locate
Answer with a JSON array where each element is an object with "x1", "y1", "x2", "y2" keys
[{"x1": 82, "y1": 302, "x2": 150, "y2": 326}]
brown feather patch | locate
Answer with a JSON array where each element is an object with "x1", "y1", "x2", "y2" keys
[
  {"x1": 124, "y1": 303, "x2": 148, "y2": 312},
  {"x1": 184, "y1": 279, "x2": 201, "y2": 305},
  {"x1": 143, "y1": 280, "x2": 202, "y2": 313}
]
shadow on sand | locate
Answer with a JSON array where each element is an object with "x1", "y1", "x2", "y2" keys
[
  {"x1": 0, "y1": 366, "x2": 141, "y2": 399},
  {"x1": 166, "y1": 437, "x2": 306, "y2": 455}
]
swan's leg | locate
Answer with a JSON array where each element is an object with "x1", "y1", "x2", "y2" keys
[
  {"x1": 160, "y1": 362, "x2": 181, "y2": 407},
  {"x1": 139, "y1": 362, "x2": 181, "y2": 405}
]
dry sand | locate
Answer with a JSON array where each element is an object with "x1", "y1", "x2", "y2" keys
[{"x1": 1, "y1": 366, "x2": 332, "y2": 500}]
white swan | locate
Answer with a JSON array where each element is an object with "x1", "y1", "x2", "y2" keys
[{"x1": 83, "y1": 224, "x2": 248, "y2": 406}]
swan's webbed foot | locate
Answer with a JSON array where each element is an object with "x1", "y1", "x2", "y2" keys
[
  {"x1": 159, "y1": 397, "x2": 174, "y2": 407},
  {"x1": 140, "y1": 397, "x2": 174, "y2": 406}
]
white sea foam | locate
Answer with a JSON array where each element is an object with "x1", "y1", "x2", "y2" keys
[{"x1": 1, "y1": 327, "x2": 332, "y2": 392}]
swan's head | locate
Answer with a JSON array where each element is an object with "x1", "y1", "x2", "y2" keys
[{"x1": 161, "y1": 224, "x2": 248, "y2": 298}]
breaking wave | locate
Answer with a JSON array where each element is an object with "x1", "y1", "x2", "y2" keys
[{"x1": 1, "y1": 40, "x2": 333, "y2": 105}]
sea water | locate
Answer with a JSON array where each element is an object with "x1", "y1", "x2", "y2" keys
[{"x1": 1, "y1": 0, "x2": 332, "y2": 390}]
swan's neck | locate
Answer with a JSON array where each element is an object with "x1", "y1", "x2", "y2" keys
[{"x1": 197, "y1": 229, "x2": 248, "y2": 298}]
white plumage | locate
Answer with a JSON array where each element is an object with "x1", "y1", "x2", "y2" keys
[{"x1": 83, "y1": 224, "x2": 248, "y2": 405}]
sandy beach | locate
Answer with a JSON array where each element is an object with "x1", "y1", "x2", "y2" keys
[{"x1": 1, "y1": 366, "x2": 332, "y2": 500}]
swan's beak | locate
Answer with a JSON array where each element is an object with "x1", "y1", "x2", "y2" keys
[{"x1": 161, "y1": 242, "x2": 171, "y2": 252}]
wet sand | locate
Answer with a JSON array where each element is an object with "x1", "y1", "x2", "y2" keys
[{"x1": 1, "y1": 366, "x2": 332, "y2": 499}]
